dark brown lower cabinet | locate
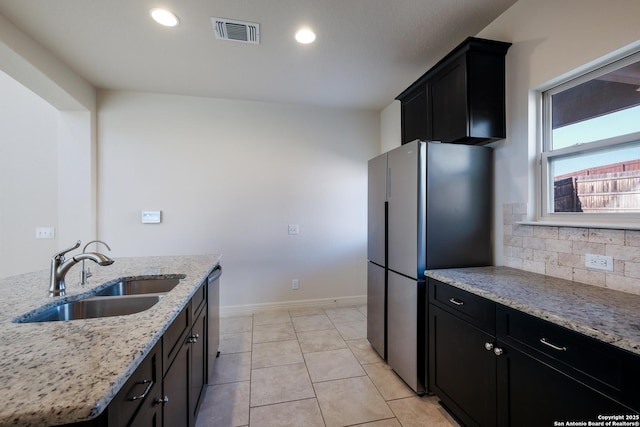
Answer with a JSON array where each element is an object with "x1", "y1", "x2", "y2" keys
[
  {"x1": 428, "y1": 278, "x2": 639, "y2": 427},
  {"x1": 163, "y1": 337, "x2": 190, "y2": 427},
  {"x1": 163, "y1": 298, "x2": 208, "y2": 427},
  {"x1": 497, "y1": 344, "x2": 632, "y2": 427},
  {"x1": 63, "y1": 278, "x2": 211, "y2": 427},
  {"x1": 429, "y1": 305, "x2": 496, "y2": 427},
  {"x1": 66, "y1": 342, "x2": 163, "y2": 427},
  {"x1": 190, "y1": 307, "x2": 207, "y2": 424}
]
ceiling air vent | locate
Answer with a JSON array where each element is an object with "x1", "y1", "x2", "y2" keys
[{"x1": 211, "y1": 17, "x2": 260, "y2": 44}]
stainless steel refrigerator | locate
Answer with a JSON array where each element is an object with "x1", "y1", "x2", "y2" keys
[{"x1": 367, "y1": 140, "x2": 492, "y2": 393}]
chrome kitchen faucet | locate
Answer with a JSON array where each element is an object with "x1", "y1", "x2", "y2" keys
[{"x1": 49, "y1": 240, "x2": 114, "y2": 297}]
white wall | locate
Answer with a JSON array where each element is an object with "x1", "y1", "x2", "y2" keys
[
  {"x1": 380, "y1": 101, "x2": 401, "y2": 153},
  {"x1": 478, "y1": 0, "x2": 640, "y2": 264},
  {"x1": 97, "y1": 90, "x2": 379, "y2": 307},
  {"x1": 0, "y1": 70, "x2": 58, "y2": 277},
  {"x1": 0, "y1": 11, "x2": 97, "y2": 279},
  {"x1": 0, "y1": 12, "x2": 94, "y2": 111}
]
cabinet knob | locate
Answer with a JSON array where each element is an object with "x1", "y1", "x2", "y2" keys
[
  {"x1": 188, "y1": 333, "x2": 200, "y2": 343},
  {"x1": 494, "y1": 347, "x2": 504, "y2": 356},
  {"x1": 484, "y1": 342, "x2": 494, "y2": 351},
  {"x1": 154, "y1": 396, "x2": 169, "y2": 406}
]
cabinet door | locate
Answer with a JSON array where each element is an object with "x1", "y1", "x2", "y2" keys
[
  {"x1": 467, "y1": 51, "x2": 506, "y2": 141},
  {"x1": 400, "y1": 84, "x2": 428, "y2": 144},
  {"x1": 429, "y1": 305, "x2": 496, "y2": 427},
  {"x1": 190, "y1": 308, "x2": 207, "y2": 427},
  {"x1": 497, "y1": 345, "x2": 636, "y2": 427},
  {"x1": 163, "y1": 339, "x2": 190, "y2": 427},
  {"x1": 429, "y1": 55, "x2": 467, "y2": 143}
]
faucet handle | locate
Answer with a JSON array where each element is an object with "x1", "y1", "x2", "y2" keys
[{"x1": 53, "y1": 240, "x2": 81, "y2": 260}]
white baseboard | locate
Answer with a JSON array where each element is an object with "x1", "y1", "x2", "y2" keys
[{"x1": 220, "y1": 295, "x2": 367, "y2": 317}]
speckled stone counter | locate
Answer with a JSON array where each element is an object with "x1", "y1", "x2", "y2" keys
[
  {"x1": 425, "y1": 266, "x2": 640, "y2": 357},
  {"x1": 0, "y1": 254, "x2": 221, "y2": 427}
]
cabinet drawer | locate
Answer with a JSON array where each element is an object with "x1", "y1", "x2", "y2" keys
[
  {"x1": 163, "y1": 303, "x2": 190, "y2": 375},
  {"x1": 497, "y1": 305, "x2": 640, "y2": 411},
  {"x1": 429, "y1": 278, "x2": 495, "y2": 333},
  {"x1": 191, "y1": 280, "x2": 206, "y2": 318},
  {"x1": 108, "y1": 341, "x2": 161, "y2": 427}
]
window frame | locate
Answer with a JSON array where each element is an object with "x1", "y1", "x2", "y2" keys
[{"x1": 537, "y1": 50, "x2": 640, "y2": 225}]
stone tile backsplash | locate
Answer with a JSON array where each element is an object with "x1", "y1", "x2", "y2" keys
[{"x1": 503, "y1": 203, "x2": 640, "y2": 295}]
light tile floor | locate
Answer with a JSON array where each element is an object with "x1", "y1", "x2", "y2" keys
[{"x1": 195, "y1": 305, "x2": 460, "y2": 427}]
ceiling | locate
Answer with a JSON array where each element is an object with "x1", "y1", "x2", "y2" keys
[{"x1": 0, "y1": 0, "x2": 517, "y2": 111}]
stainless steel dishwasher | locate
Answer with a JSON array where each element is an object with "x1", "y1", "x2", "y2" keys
[{"x1": 206, "y1": 265, "x2": 221, "y2": 382}]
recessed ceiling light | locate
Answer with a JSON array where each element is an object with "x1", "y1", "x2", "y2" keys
[
  {"x1": 295, "y1": 28, "x2": 316, "y2": 44},
  {"x1": 150, "y1": 8, "x2": 179, "y2": 27}
]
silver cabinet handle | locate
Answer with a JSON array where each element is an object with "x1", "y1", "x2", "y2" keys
[
  {"x1": 154, "y1": 396, "x2": 169, "y2": 406},
  {"x1": 188, "y1": 333, "x2": 200, "y2": 344},
  {"x1": 494, "y1": 347, "x2": 504, "y2": 356},
  {"x1": 484, "y1": 342, "x2": 494, "y2": 351},
  {"x1": 127, "y1": 379, "x2": 154, "y2": 401},
  {"x1": 449, "y1": 297, "x2": 464, "y2": 306},
  {"x1": 540, "y1": 337, "x2": 567, "y2": 351}
]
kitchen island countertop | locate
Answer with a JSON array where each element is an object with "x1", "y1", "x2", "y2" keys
[
  {"x1": 425, "y1": 266, "x2": 640, "y2": 356},
  {"x1": 0, "y1": 254, "x2": 221, "y2": 427}
]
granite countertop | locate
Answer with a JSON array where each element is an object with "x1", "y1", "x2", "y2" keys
[
  {"x1": 425, "y1": 266, "x2": 640, "y2": 356},
  {"x1": 0, "y1": 254, "x2": 221, "y2": 427}
]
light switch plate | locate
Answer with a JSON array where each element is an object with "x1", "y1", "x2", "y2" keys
[
  {"x1": 141, "y1": 211, "x2": 162, "y2": 224},
  {"x1": 288, "y1": 224, "x2": 299, "y2": 235},
  {"x1": 35, "y1": 227, "x2": 55, "y2": 239}
]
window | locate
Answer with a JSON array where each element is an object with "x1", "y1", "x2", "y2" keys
[{"x1": 540, "y1": 51, "x2": 640, "y2": 222}]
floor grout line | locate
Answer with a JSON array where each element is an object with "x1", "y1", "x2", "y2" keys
[{"x1": 210, "y1": 305, "x2": 457, "y2": 427}]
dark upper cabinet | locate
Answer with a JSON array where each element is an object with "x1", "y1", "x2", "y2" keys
[
  {"x1": 400, "y1": 84, "x2": 428, "y2": 145},
  {"x1": 397, "y1": 37, "x2": 511, "y2": 145}
]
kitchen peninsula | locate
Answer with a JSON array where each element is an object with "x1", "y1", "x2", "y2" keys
[{"x1": 0, "y1": 254, "x2": 221, "y2": 427}]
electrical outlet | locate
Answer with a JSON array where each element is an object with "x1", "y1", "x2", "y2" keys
[
  {"x1": 585, "y1": 254, "x2": 614, "y2": 271},
  {"x1": 35, "y1": 227, "x2": 55, "y2": 239},
  {"x1": 292, "y1": 279, "x2": 299, "y2": 290}
]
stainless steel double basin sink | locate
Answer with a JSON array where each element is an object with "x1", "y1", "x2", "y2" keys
[{"x1": 16, "y1": 276, "x2": 185, "y2": 323}]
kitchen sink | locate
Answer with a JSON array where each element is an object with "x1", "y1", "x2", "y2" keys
[
  {"x1": 94, "y1": 276, "x2": 184, "y2": 296},
  {"x1": 16, "y1": 295, "x2": 164, "y2": 323}
]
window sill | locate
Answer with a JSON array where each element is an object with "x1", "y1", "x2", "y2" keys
[{"x1": 516, "y1": 220, "x2": 640, "y2": 231}]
